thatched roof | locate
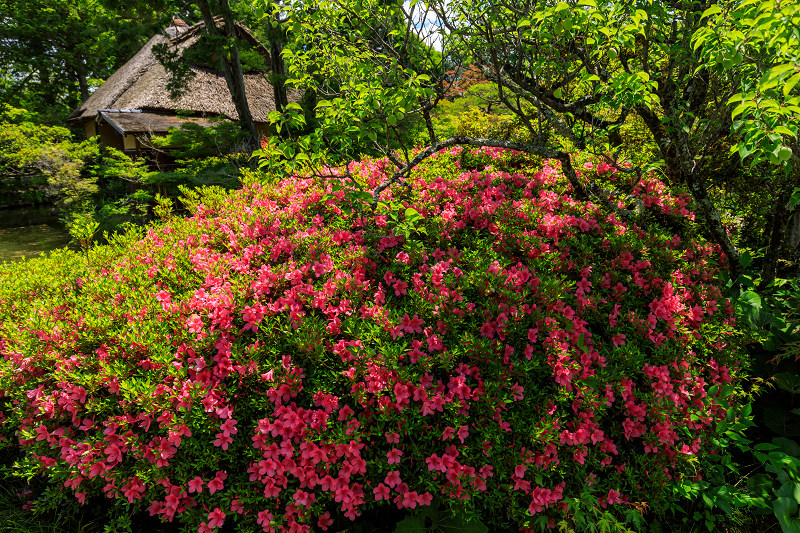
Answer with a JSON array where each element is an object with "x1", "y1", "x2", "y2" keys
[{"x1": 68, "y1": 19, "x2": 297, "y2": 125}]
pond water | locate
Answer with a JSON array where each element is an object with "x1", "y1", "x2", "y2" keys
[{"x1": 0, "y1": 206, "x2": 72, "y2": 263}]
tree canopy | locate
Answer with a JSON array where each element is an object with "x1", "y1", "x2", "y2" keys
[
  {"x1": 0, "y1": 0, "x2": 174, "y2": 122},
  {"x1": 263, "y1": 0, "x2": 799, "y2": 283}
]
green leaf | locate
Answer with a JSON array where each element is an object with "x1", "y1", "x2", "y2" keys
[
  {"x1": 722, "y1": 52, "x2": 741, "y2": 70},
  {"x1": 393, "y1": 515, "x2": 426, "y2": 533},
  {"x1": 747, "y1": 472, "x2": 775, "y2": 496},
  {"x1": 405, "y1": 207, "x2": 421, "y2": 221},
  {"x1": 350, "y1": 190, "x2": 374, "y2": 203},
  {"x1": 434, "y1": 514, "x2": 489, "y2": 533},
  {"x1": 701, "y1": 5, "x2": 723, "y2": 18},
  {"x1": 739, "y1": 290, "x2": 762, "y2": 309},
  {"x1": 775, "y1": 437, "x2": 800, "y2": 458},
  {"x1": 776, "y1": 373, "x2": 800, "y2": 394},
  {"x1": 771, "y1": 63, "x2": 797, "y2": 79},
  {"x1": 776, "y1": 482, "x2": 800, "y2": 500},
  {"x1": 732, "y1": 101, "x2": 753, "y2": 119},
  {"x1": 738, "y1": 142, "x2": 755, "y2": 159},
  {"x1": 774, "y1": 497, "x2": 800, "y2": 533},
  {"x1": 785, "y1": 72, "x2": 800, "y2": 98},
  {"x1": 765, "y1": 406, "x2": 800, "y2": 437}
]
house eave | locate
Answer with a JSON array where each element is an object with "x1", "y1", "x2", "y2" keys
[{"x1": 97, "y1": 110, "x2": 143, "y2": 135}]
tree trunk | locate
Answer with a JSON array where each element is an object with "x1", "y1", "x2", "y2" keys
[
  {"x1": 635, "y1": 104, "x2": 742, "y2": 281},
  {"x1": 197, "y1": 0, "x2": 259, "y2": 148},
  {"x1": 269, "y1": 36, "x2": 288, "y2": 113},
  {"x1": 684, "y1": 171, "x2": 742, "y2": 281},
  {"x1": 759, "y1": 185, "x2": 793, "y2": 289},
  {"x1": 77, "y1": 70, "x2": 90, "y2": 103}
]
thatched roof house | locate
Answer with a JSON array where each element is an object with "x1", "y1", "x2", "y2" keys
[{"x1": 68, "y1": 19, "x2": 296, "y2": 155}]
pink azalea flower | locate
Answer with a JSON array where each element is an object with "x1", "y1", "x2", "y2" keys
[
  {"x1": 186, "y1": 314, "x2": 203, "y2": 333},
  {"x1": 401, "y1": 314, "x2": 424, "y2": 333},
  {"x1": 257, "y1": 509, "x2": 273, "y2": 527},
  {"x1": 88, "y1": 461, "x2": 106, "y2": 479},
  {"x1": 384, "y1": 471, "x2": 401, "y2": 488},
  {"x1": 387, "y1": 448, "x2": 403, "y2": 464},
  {"x1": 293, "y1": 490, "x2": 316, "y2": 506},
  {"x1": 213, "y1": 433, "x2": 233, "y2": 450},
  {"x1": 373, "y1": 483, "x2": 391, "y2": 501},
  {"x1": 393, "y1": 280, "x2": 409, "y2": 296},
  {"x1": 147, "y1": 500, "x2": 163, "y2": 516},
  {"x1": 121, "y1": 479, "x2": 145, "y2": 503},
  {"x1": 187, "y1": 476, "x2": 204, "y2": 494},
  {"x1": 418, "y1": 492, "x2": 434, "y2": 506},
  {"x1": 318, "y1": 512, "x2": 334, "y2": 531},
  {"x1": 426, "y1": 454, "x2": 445, "y2": 472},
  {"x1": 207, "y1": 508, "x2": 226, "y2": 529},
  {"x1": 208, "y1": 471, "x2": 226, "y2": 494}
]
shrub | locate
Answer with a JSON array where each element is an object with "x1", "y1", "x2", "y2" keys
[
  {"x1": 0, "y1": 147, "x2": 747, "y2": 532},
  {"x1": 0, "y1": 119, "x2": 75, "y2": 205},
  {"x1": 0, "y1": 117, "x2": 153, "y2": 228},
  {"x1": 433, "y1": 82, "x2": 510, "y2": 140}
]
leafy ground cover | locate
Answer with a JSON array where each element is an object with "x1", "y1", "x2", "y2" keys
[{"x1": 0, "y1": 147, "x2": 751, "y2": 532}]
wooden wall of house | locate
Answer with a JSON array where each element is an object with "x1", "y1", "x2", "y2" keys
[
  {"x1": 83, "y1": 121, "x2": 97, "y2": 139},
  {"x1": 82, "y1": 121, "x2": 138, "y2": 154}
]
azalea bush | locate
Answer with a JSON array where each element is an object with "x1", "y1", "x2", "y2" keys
[{"x1": 0, "y1": 147, "x2": 750, "y2": 532}]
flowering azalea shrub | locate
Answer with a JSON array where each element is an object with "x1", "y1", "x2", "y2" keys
[{"x1": 0, "y1": 147, "x2": 745, "y2": 532}]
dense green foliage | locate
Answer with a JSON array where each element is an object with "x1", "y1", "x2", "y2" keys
[
  {"x1": 262, "y1": 0, "x2": 799, "y2": 287},
  {"x1": 145, "y1": 121, "x2": 253, "y2": 195},
  {"x1": 0, "y1": 101, "x2": 257, "y2": 239},
  {"x1": 0, "y1": 1, "x2": 172, "y2": 123},
  {"x1": 0, "y1": 106, "x2": 149, "y2": 213}
]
